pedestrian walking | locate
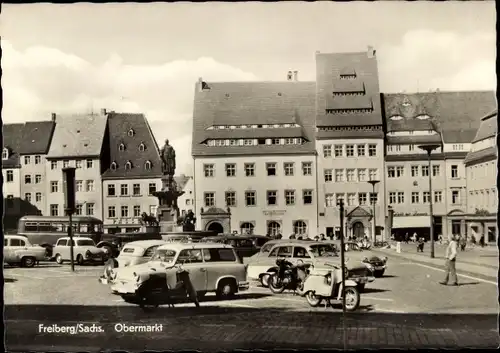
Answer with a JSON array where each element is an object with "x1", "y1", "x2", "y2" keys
[
  {"x1": 404, "y1": 232, "x2": 409, "y2": 244},
  {"x1": 440, "y1": 234, "x2": 459, "y2": 286},
  {"x1": 479, "y1": 235, "x2": 485, "y2": 247},
  {"x1": 459, "y1": 236, "x2": 467, "y2": 251},
  {"x1": 417, "y1": 237, "x2": 425, "y2": 252}
]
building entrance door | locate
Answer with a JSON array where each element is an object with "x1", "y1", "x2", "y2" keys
[
  {"x1": 207, "y1": 222, "x2": 224, "y2": 234},
  {"x1": 326, "y1": 227, "x2": 334, "y2": 240},
  {"x1": 353, "y1": 222, "x2": 364, "y2": 239}
]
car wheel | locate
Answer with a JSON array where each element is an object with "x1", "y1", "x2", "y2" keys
[
  {"x1": 374, "y1": 270, "x2": 385, "y2": 278},
  {"x1": 216, "y1": 280, "x2": 236, "y2": 299},
  {"x1": 344, "y1": 286, "x2": 360, "y2": 312},
  {"x1": 21, "y1": 257, "x2": 36, "y2": 268},
  {"x1": 260, "y1": 273, "x2": 270, "y2": 288},
  {"x1": 55, "y1": 254, "x2": 63, "y2": 264},
  {"x1": 76, "y1": 254, "x2": 84, "y2": 266}
]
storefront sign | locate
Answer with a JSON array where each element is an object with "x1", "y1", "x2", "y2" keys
[
  {"x1": 394, "y1": 212, "x2": 429, "y2": 217},
  {"x1": 263, "y1": 210, "x2": 286, "y2": 216}
]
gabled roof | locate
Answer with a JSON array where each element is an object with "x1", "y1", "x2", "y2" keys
[
  {"x1": 47, "y1": 114, "x2": 107, "y2": 159},
  {"x1": 465, "y1": 110, "x2": 498, "y2": 165},
  {"x1": 383, "y1": 91, "x2": 497, "y2": 143},
  {"x1": 2, "y1": 123, "x2": 24, "y2": 168},
  {"x1": 192, "y1": 81, "x2": 316, "y2": 156},
  {"x1": 101, "y1": 112, "x2": 162, "y2": 179},
  {"x1": 174, "y1": 174, "x2": 191, "y2": 191},
  {"x1": 315, "y1": 51, "x2": 383, "y2": 127}
]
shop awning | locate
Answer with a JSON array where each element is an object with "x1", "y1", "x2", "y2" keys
[{"x1": 392, "y1": 216, "x2": 431, "y2": 229}]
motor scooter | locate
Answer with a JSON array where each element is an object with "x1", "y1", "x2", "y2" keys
[{"x1": 299, "y1": 262, "x2": 360, "y2": 312}]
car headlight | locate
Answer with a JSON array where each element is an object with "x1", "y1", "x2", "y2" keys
[{"x1": 85, "y1": 250, "x2": 91, "y2": 258}]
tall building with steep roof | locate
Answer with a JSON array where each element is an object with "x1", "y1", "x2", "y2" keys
[{"x1": 101, "y1": 112, "x2": 162, "y2": 233}]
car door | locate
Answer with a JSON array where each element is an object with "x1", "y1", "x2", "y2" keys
[
  {"x1": 177, "y1": 249, "x2": 207, "y2": 292},
  {"x1": 57, "y1": 239, "x2": 69, "y2": 260},
  {"x1": 203, "y1": 248, "x2": 241, "y2": 291},
  {"x1": 8, "y1": 238, "x2": 24, "y2": 261}
]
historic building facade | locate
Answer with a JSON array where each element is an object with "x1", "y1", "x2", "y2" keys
[
  {"x1": 101, "y1": 112, "x2": 163, "y2": 233},
  {"x1": 176, "y1": 175, "x2": 194, "y2": 216}
]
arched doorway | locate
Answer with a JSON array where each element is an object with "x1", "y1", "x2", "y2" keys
[
  {"x1": 240, "y1": 222, "x2": 254, "y2": 235},
  {"x1": 293, "y1": 220, "x2": 307, "y2": 236},
  {"x1": 267, "y1": 221, "x2": 281, "y2": 236},
  {"x1": 207, "y1": 222, "x2": 224, "y2": 234},
  {"x1": 353, "y1": 222, "x2": 364, "y2": 239}
]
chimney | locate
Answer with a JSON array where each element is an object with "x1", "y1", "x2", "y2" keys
[
  {"x1": 198, "y1": 77, "x2": 204, "y2": 92},
  {"x1": 51, "y1": 113, "x2": 56, "y2": 121},
  {"x1": 367, "y1": 46, "x2": 376, "y2": 58},
  {"x1": 293, "y1": 71, "x2": 298, "y2": 82},
  {"x1": 287, "y1": 71, "x2": 293, "y2": 81},
  {"x1": 100, "y1": 108, "x2": 107, "y2": 115}
]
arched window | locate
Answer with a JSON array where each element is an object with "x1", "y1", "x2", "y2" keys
[
  {"x1": 125, "y1": 161, "x2": 132, "y2": 170},
  {"x1": 128, "y1": 129, "x2": 135, "y2": 137},
  {"x1": 240, "y1": 222, "x2": 254, "y2": 235},
  {"x1": 144, "y1": 160, "x2": 152, "y2": 170},
  {"x1": 293, "y1": 220, "x2": 307, "y2": 235},
  {"x1": 110, "y1": 162, "x2": 117, "y2": 171},
  {"x1": 267, "y1": 221, "x2": 281, "y2": 237},
  {"x1": 139, "y1": 143, "x2": 146, "y2": 151},
  {"x1": 2, "y1": 148, "x2": 9, "y2": 160},
  {"x1": 118, "y1": 143, "x2": 126, "y2": 151}
]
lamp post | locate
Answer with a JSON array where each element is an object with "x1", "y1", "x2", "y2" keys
[
  {"x1": 367, "y1": 180, "x2": 380, "y2": 243},
  {"x1": 418, "y1": 144, "x2": 441, "y2": 259}
]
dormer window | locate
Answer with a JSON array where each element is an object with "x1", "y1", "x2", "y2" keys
[
  {"x1": 2, "y1": 148, "x2": 9, "y2": 160},
  {"x1": 144, "y1": 160, "x2": 152, "y2": 170},
  {"x1": 110, "y1": 162, "x2": 117, "y2": 171},
  {"x1": 125, "y1": 161, "x2": 133, "y2": 170},
  {"x1": 118, "y1": 143, "x2": 126, "y2": 151},
  {"x1": 128, "y1": 129, "x2": 135, "y2": 137},
  {"x1": 416, "y1": 115, "x2": 430, "y2": 120},
  {"x1": 390, "y1": 116, "x2": 404, "y2": 121},
  {"x1": 139, "y1": 143, "x2": 146, "y2": 151}
]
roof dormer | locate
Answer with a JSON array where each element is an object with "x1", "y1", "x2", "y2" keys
[
  {"x1": 127, "y1": 128, "x2": 135, "y2": 137},
  {"x1": 390, "y1": 115, "x2": 404, "y2": 121},
  {"x1": 110, "y1": 162, "x2": 117, "y2": 171},
  {"x1": 144, "y1": 160, "x2": 152, "y2": 170},
  {"x1": 2, "y1": 147, "x2": 9, "y2": 160},
  {"x1": 118, "y1": 143, "x2": 126, "y2": 151},
  {"x1": 139, "y1": 142, "x2": 146, "y2": 151},
  {"x1": 125, "y1": 161, "x2": 133, "y2": 170},
  {"x1": 416, "y1": 115, "x2": 430, "y2": 120}
]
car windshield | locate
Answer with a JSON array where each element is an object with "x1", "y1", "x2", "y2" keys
[
  {"x1": 77, "y1": 239, "x2": 95, "y2": 246},
  {"x1": 310, "y1": 244, "x2": 338, "y2": 257},
  {"x1": 151, "y1": 249, "x2": 177, "y2": 262}
]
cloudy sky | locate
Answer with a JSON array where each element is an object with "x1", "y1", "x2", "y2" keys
[{"x1": 1, "y1": 2, "x2": 496, "y2": 175}]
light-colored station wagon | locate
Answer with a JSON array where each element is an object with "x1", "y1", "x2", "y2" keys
[{"x1": 3, "y1": 235, "x2": 46, "y2": 267}]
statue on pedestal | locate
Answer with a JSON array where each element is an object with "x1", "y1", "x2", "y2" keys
[{"x1": 160, "y1": 139, "x2": 176, "y2": 181}]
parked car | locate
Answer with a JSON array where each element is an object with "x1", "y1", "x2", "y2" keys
[
  {"x1": 53, "y1": 237, "x2": 108, "y2": 265},
  {"x1": 108, "y1": 243, "x2": 249, "y2": 299},
  {"x1": 246, "y1": 239, "x2": 306, "y2": 262},
  {"x1": 97, "y1": 231, "x2": 163, "y2": 258},
  {"x1": 246, "y1": 241, "x2": 375, "y2": 290},
  {"x1": 114, "y1": 240, "x2": 166, "y2": 267},
  {"x1": 3, "y1": 235, "x2": 46, "y2": 267},
  {"x1": 200, "y1": 234, "x2": 271, "y2": 258},
  {"x1": 343, "y1": 241, "x2": 388, "y2": 277}
]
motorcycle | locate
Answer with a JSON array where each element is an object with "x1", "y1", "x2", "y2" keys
[
  {"x1": 121, "y1": 263, "x2": 200, "y2": 311},
  {"x1": 268, "y1": 258, "x2": 310, "y2": 294},
  {"x1": 299, "y1": 262, "x2": 360, "y2": 312}
]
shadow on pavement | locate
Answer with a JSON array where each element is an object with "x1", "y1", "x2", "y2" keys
[
  {"x1": 363, "y1": 287, "x2": 389, "y2": 294},
  {"x1": 457, "y1": 282, "x2": 480, "y2": 286},
  {"x1": 4, "y1": 278, "x2": 18, "y2": 283},
  {"x1": 380, "y1": 274, "x2": 397, "y2": 278}
]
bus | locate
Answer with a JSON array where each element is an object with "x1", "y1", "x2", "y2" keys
[{"x1": 17, "y1": 215, "x2": 104, "y2": 257}]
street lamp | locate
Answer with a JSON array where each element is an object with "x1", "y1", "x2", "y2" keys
[
  {"x1": 418, "y1": 144, "x2": 441, "y2": 259},
  {"x1": 367, "y1": 180, "x2": 380, "y2": 243}
]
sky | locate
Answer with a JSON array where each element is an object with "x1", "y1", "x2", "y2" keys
[{"x1": 1, "y1": 2, "x2": 496, "y2": 175}]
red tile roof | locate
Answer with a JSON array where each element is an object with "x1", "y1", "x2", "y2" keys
[{"x1": 101, "y1": 112, "x2": 163, "y2": 179}]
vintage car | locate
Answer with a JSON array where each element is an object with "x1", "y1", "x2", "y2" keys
[
  {"x1": 3, "y1": 235, "x2": 47, "y2": 267},
  {"x1": 161, "y1": 231, "x2": 218, "y2": 243},
  {"x1": 343, "y1": 241, "x2": 388, "y2": 277},
  {"x1": 109, "y1": 243, "x2": 249, "y2": 299},
  {"x1": 246, "y1": 239, "x2": 309, "y2": 262},
  {"x1": 53, "y1": 237, "x2": 108, "y2": 265},
  {"x1": 200, "y1": 234, "x2": 270, "y2": 258},
  {"x1": 114, "y1": 240, "x2": 166, "y2": 267},
  {"x1": 246, "y1": 241, "x2": 375, "y2": 290},
  {"x1": 96, "y1": 231, "x2": 163, "y2": 258}
]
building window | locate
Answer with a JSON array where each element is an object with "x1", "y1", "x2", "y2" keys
[
  {"x1": 397, "y1": 192, "x2": 405, "y2": 204},
  {"x1": 432, "y1": 165, "x2": 440, "y2": 177},
  {"x1": 86, "y1": 203, "x2": 94, "y2": 216},
  {"x1": 271, "y1": 138, "x2": 280, "y2": 145},
  {"x1": 25, "y1": 193, "x2": 32, "y2": 202},
  {"x1": 2, "y1": 148, "x2": 8, "y2": 160},
  {"x1": 108, "y1": 206, "x2": 116, "y2": 218},
  {"x1": 35, "y1": 192, "x2": 42, "y2": 202},
  {"x1": 35, "y1": 155, "x2": 41, "y2": 164},
  {"x1": 266, "y1": 163, "x2": 277, "y2": 176},
  {"x1": 357, "y1": 144, "x2": 365, "y2": 156},
  {"x1": 434, "y1": 191, "x2": 442, "y2": 203},
  {"x1": 293, "y1": 220, "x2": 307, "y2": 235},
  {"x1": 50, "y1": 204, "x2": 59, "y2": 216},
  {"x1": 408, "y1": 145, "x2": 415, "y2": 151},
  {"x1": 25, "y1": 175, "x2": 32, "y2": 184},
  {"x1": 358, "y1": 193, "x2": 367, "y2": 205},
  {"x1": 346, "y1": 145, "x2": 354, "y2": 157},
  {"x1": 324, "y1": 169, "x2": 333, "y2": 182},
  {"x1": 451, "y1": 190, "x2": 460, "y2": 204},
  {"x1": 284, "y1": 162, "x2": 294, "y2": 176},
  {"x1": 35, "y1": 175, "x2": 42, "y2": 184},
  {"x1": 335, "y1": 169, "x2": 344, "y2": 182},
  {"x1": 370, "y1": 192, "x2": 378, "y2": 205},
  {"x1": 120, "y1": 184, "x2": 128, "y2": 196},
  {"x1": 128, "y1": 129, "x2": 135, "y2": 137},
  {"x1": 125, "y1": 161, "x2": 132, "y2": 170},
  {"x1": 108, "y1": 184, "x2": 116, "y2": 196},
  {"x1": 240, "y1": 222, "x2": 255, "y2": 235},
  {"x1": 285, "y1": 190, "x2": 295, "y2": 206},
  {"x1": 139, "y1": 143, "x2": 146, "y2": 151},
  {"x1": 368, "y1": 144, "x2": 377, "y2": 156},
  {"x1": 133, "y1": 183, "x2": 140, "y2": 196},
  {"x1": 267, "y1": 190, "x2": 277, "y2": 205},
  {"x1": 411, "y1": 192, "x2": 419, "y2": 204},
  {"x1": 421, "y1": 165, "x2": 429, "y2": 177},
  {"x1": 121, "y1": 206, "x2": 129, "y2": 218},
  {"x1": 396, "y1": 166, "x2": 404, "y2": 177},
  {"x1": 24, "y1": 156, "x2": 30, "y2": 165},
  {"x1": 6, "y1": 170, "x2": 13, "y2": 182},
  {"x1": 334, "y1": 145, "x2": 343, "y2": 157},
  {"x1": 119, "y1": 143, "x2": 126, "y2": 151},
  {"x1": 387, "y1": 167, "x2": 395, "y2": 178},
  {"x1": 302, "y1": 162, "x2": 312, "y2": 176},
  {"x1": 133, "y1": 205, "x2": 141, "y2": 217},
  {"x1": 323, "y1": 145, "x2": 332, "y2": 157},
  {"x1": 336, "y1": 193, "x2": 345, "y2": 205},
  {"x1": 346, "y1": 169, "x2": 355, "y2": 182},
  {"x1": 110, "y1": 162, "x2": 117, "y2": 171},
  {"x1": 244, "y1": 163, "x2": 255, "y2": 177},
  {"x1": 63, "y1": 160, "x2": 70, "y2": 168},
  {"x1": 145, "y1": 161, "x2": 152, "y2": 170},
  {"x1": 451, "y1": 165, "x2": 459, "y2": 179},
  {"x1": 203, "y1": 164, "x2": 214, "y2": 177},
  {"x1": 86, "y1": 159, "x2": 93, "y2": 169},
  {"x1": 423, "y1": 191, "x2": 430, "y2": 203},
  {"x1": 389, "y1": 192, "x2": 397, "y2": 204},
  {"x1": 225, "y1": 163, "x2": 236, "y2": 177},
  {"x1": 76, "y1": 180, "x2": 83, "y2": 192},
  {"x1": 369, "y1": 169, "x2": 378, "y2": 180},
  {"x1": 148, "y1": 183, "x2": 156, "y2": 195},
  {"x1": 357, "y1": 169, "x2": 366, "y2": 182},
  {"x1": 75, "y1": 160, "x2": 82, "y2": 169},
  {"x1": 303, "y1": 190, "x2": 313, "y2": 205},
  {"x1": 50, "y1": 161, "x2": 58, "y2": 170},
  {"x1": 411, "y1": 166, "x2": 419, "y2": 177},
  {"x1": 245, "y1": 191, "x2": 256, "y2": 206},
  {"x1": 225, "y1": 191, "x2": 236, "y2": 207},
  {"x1": 75, "y1": 204, "x2": 83, "y2": 216},
  {"x1": 347, "y1": 193, "x2": 356, "y2": 206},
  {"x1": 50, "y1": 181, "x2": 58, "y2": 193},
  {"x1": 325, "y1": 194, "x2": 335, "y2": 207}
]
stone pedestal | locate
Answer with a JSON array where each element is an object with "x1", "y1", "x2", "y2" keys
[{"x1": 153, "y1": 175, "x2": 184, "y2": 233}]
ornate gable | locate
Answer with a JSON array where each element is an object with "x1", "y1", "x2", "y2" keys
[{"x1": 347, "y1": 206, "x2": 372, "y2": 218}]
